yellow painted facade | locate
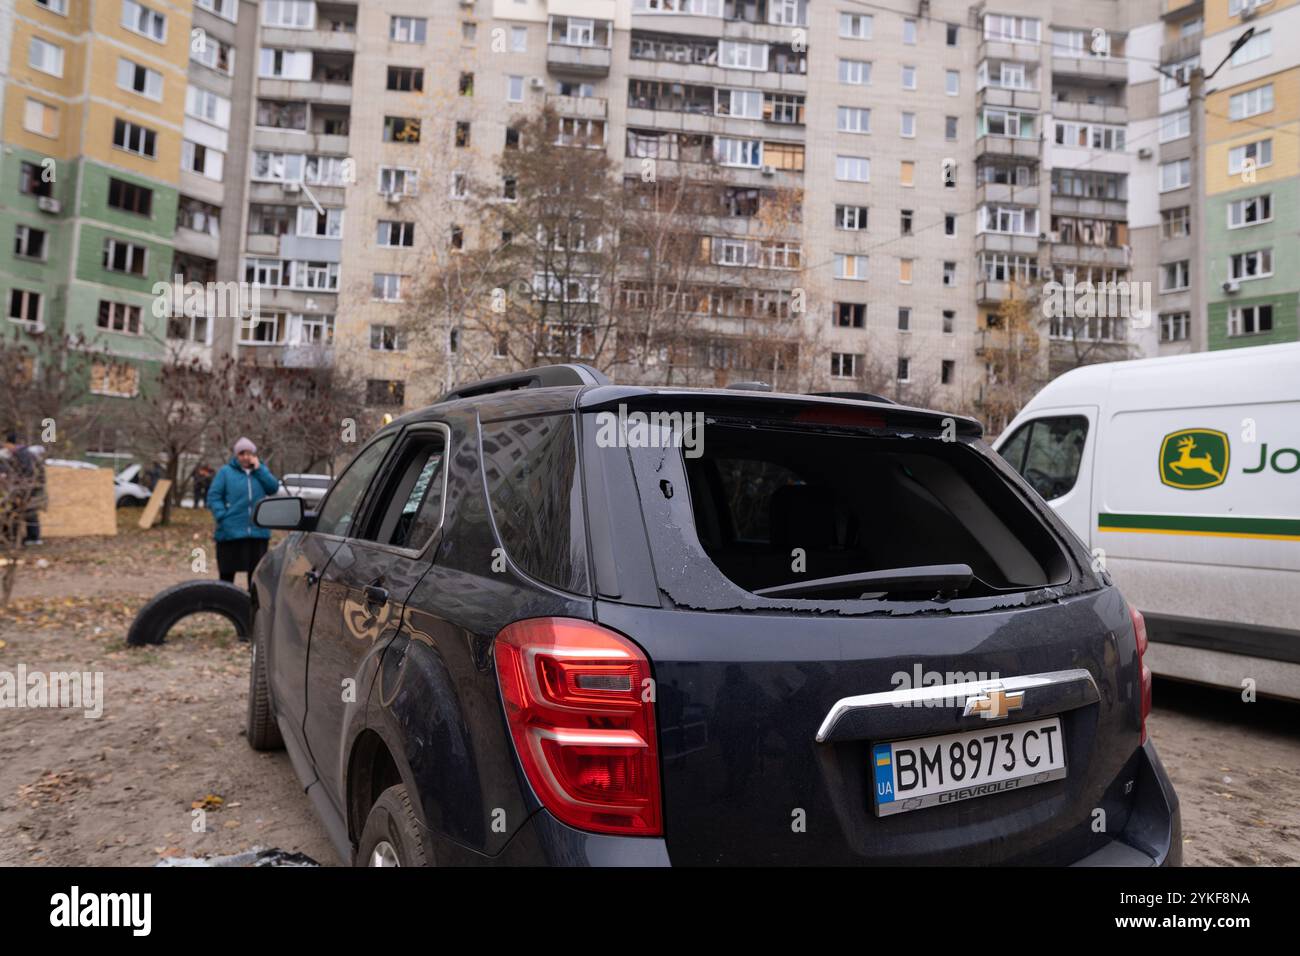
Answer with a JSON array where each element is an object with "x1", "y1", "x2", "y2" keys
[
  {"x1": 1205, "y1": 65, "x2": 1300, "y2": 194},
  {"x1": 1206, "y1": 0, "x2": 1300, "y2": 37},
  {"x1": 1205, "y1": 120, "x2": 1300, "y2": 193}
]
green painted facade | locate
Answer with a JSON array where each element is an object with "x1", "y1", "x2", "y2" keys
[{"x1": 1205, "y1": 177, "x2": 1300, "y2": 350}]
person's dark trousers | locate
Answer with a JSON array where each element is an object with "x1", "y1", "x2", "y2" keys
[
  {"x1": 216, "y1": 537, "x2": 269, "y2": 585},
  {"x1": 23, "y1": 510, "x2": 40, "y2": 543}
]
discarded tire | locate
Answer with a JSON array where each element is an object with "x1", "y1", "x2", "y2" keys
[{"x1": 126, "y1": 580, "x2": 252, "y2": 647}]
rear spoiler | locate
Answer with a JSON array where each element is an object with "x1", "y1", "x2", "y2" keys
[{"x1": 577, "y1": 386, "x2": 983, "y2": 438}]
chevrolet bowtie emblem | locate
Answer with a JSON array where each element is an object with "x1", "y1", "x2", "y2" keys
[{"x1": 963, "y1": 688, "x2": 1025, "y2": 719}]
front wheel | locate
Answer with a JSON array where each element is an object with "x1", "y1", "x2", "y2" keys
[
  {"x1": 246, "y1": 623, "x2": 283, "y2": 751},
  {"x1": 356, "y1": 785, "x2": 428, "y2": 867}
]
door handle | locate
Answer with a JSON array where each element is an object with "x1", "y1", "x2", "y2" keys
[
  {"x1": 364, "y1": 585, "x2": 389, "y2": 607},
  {"x1": 305, "y1": 569, "x2": 320, "y2": 586}
]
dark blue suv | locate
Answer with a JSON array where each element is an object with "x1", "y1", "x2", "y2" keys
[{"x1": 247, "y1": 364, "x2": 1180, "y2": 866}]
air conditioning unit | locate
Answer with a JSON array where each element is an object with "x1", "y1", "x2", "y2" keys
[
  {"x1": 385, "y1": 191, "x2": 403, "y2": 205},
  {"x1": 760, "y1": 164, "x2": 776, "y2": 177},
  {"x1": 529, "y1": 76, "x2": 544, "y2": 90},
  {"x1": 1137, "y1": 147, "x2": 1153, "y2": 159},
  {"x1": 283, "y1": 181, "x2": 302, "y2": 193},
  {"x1": 1222, "y1": 279, "x2": 1240, "y2": 294},
  {"x1": 37, "y1": 196, "x2": 61, "y2": 214}
]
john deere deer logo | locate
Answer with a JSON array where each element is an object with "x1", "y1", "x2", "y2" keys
[{"x1": 1160, "y1": 429, "x2": 1230, "y2": 490}]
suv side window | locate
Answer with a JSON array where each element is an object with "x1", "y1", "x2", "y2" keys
[
  {"x1": 998, "y1": 415, "x2": 1089, "y2": 501},
  {"x1": 314, "y1": 435, "x2": 396, "y2": 537},
  {"x1": 360, "y1": 428, "x2": 449, "y2": 551},
  {"x1": 480, "y1": 415, "x2": 589, "y2": 595}
]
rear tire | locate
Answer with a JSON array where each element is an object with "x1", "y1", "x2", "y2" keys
[
  {"x1": 246, "y1": 622, "x2": 283, "y2": 751},
  {"x1": 125, "y1": 580, "x2": 251, "y2": 646},
  {"x1": 356, "y1": 785, "x2": 428, "y2": 867}
]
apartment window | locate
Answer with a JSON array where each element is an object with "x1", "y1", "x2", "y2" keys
[
  {"x1": 836, "y1": 205, "x2": 868, "y2": 230},
  {"x1": 1159, "y1": 158, "x2": 1190, "y2": 192},
  {"x1": 1159, "y1": 110, "x2": 1189, "y2": 143},
  {"x1": 902, "y1": 18, "x2": 917, "y2": 43},
  {"x1": 117, "y1": 58, "x2": 163, "y2": 99},
  {"x1": 297, "y1": 206, "x2": 343, "y2": 238},
  {"x1": 90, "y1": 362, "x2": 140, "y2": 398},
  {"x1": 247, "y1": 204, "x2": 294, "y2": 236},
  {"x1": 1229, "y1": 249, "x2": 1272, "y2": 281},
  {"x1": 839, "y1": 13, "x2": 872, "y2": 39},
  {"x1": 97, "y1": 301, "x2": 142, "y2": 335},
  {"x1": 462, "y1": 21, "x2": 477, "y2": 42},
  {"x1": 1161, "y1": 56, "x2": 1198, "y2": 93},
  {"x1": 835, "y1": 302, "x2": 866, "y2": 328},
  {"x1": 239, "y1": 312, "x2": 283, "y2": 345},
  {"x1": 507, "y1": 75, "x2": 524, "y2": 102},
  {"x1": 390, "y1": 16, "x2": 426, "y2": 43},
  {"x1": 108, "y1": 177, "x2": 153, "y2": 217},
  {"x1": 1228, "y1": 194, "x2": 1272, "y2": 228},
  {"x1": 980, "y1": 205, "x2": 1038, "y2": 235},
  {"x1": 259, "y1": 47, "x2": 312, "y2": 80},
  {"x1": 505, "y1": 126, "x2": 521, "y2": 149},
  {"x1": 8, "y1": 289, "x2": 43, "y2": 327},
  {"x1": 182, "y1": 140, "x2": 224, "y2": 180},
  {"x1": 256, "y1": 99, "x2": 306, "y2": 130},
  {"x1": 555, "y1": 117, "x2": 606, "y2": 149},
  {"x1": 717, "y1": 137, "x2": 762, "y2": 168},
  {"x1": 836, "y1": 155, "x2": 870, "y2": 182},
  {"x1": 900, "y1": 209, "x2": 913, "y2": 235},
  {"x1": 1230, "y1": 30, "x2": 1270, "y2": 67},
  {"x1": 1230, "y1": 84, "x2": 1274, "y2": 121},
  {"x1": 23, "y1": 98, "x2": 58, "y2": 137},
  {"x1": 383, "y1": 116, "x2": 421, "y2": 144},
  {"x1": 943, "y1": 262, "x2": 957, "y2": 287},
  {"x1": 944, "y1": 213, "x2": 957, "y2": 237},
  {"x1": 899, "y1": 259, "x2": 913, "y2": 283},
  {"x1": 1159, "y1": 312, "x2": 1189, "y2": 343},
  {"x1": 719, "y1": 40, "x2": 767, "y2": 71},
  {"x1": 378, "y1": 220, "x2": 414, "y2": 247},
  {"x1": 1228, "y1": 304, "x2": 1273, "y2": 336},
  {"x1": 253, "y1": 151, "x2": 305, "y2": 182},
  {"x1": 14, "y1": 225, "x2": 47, "y2": 260},
  {"x1": 263, "y1": 1, "x2": 314, "y2": 28},
  {"x1": 451, "y1": 172, "x2": 468, "y2": 199},
  {"x1": 897, "y1": 357, "x2": 911, "y2": 382},
  {"x1": 897, "y1": 307, "x2": 911, "y2": 331},
  {"x1": 945, "y1": 116, "x2": 958, "y2": 141},
  {"x1": 983, "y1": 109, "x2": 1034, "y2": 139},
  {"x1": 195, "y1": 0, "x2": 236, "y2": 20},
  {"x1": 839, "y1": 59, "x2": 871, "y2": 85},
  {"x1": 900, "y1": 112, "x2": 916, "y2": 137},
  {"x1": 942, "y1": 310, "x2": 955, "y2": 333},
  {"x1": 378, "y1": 166, "x2": 418, "y2": 195},
  {"x1": 293, "y1": 261, "x2": 338, "y2": 291},
  {"x1": 983, "y1": 14, "x2": 1040, "y2": 43},
  {"x1": 28, "y1": 37, "x2": 65, "y2": 77},
  {"x1": 941, "y1": 360, "x2": 955, "y2": 384},
  {"x1": 901, "y1": 65, "x2": 916, "y2": 90},
  {"x1": 192, "y1": 35, "x2": 234, "y2": 75},
  {"x1": 1229, "y1": 139, "x2": 1272, "y2": 175},
  {"x1": 1054, "y1": 121, "x2": 1125, "y2": 151},
  {"x1": 511, "y1": 26, "x2": 527, "y2": 51},
  {"x1": 35, "y1": 0, "x2": 69, "y2": 12},
  {"x1": 1229, "y1": 0, "x2": 1271, "y2": 15},
  {"x1": 900, "y1": 160, "x2": 914, "y2": 186},
  {"x1": 187, "y1": 88, "x2": 231, "y2": 129},
  {"x1": 370, "y1": 324, "x2": 408, "y2": 351},
  {"x1": 373, "y1": 273, "x2": 404, "y2": 301},
  {"x1": 450, "y1": 226, "x2": 464, "y2": 250},
  {"x1": 834, "y1": 254, "x2": 869, "y2": 280},
  {"x1": 838, "y1": 107, "x2": 870, "y2": 134},
  {"x1": 1160, "y1": 207, "x2": 1190, "y2": 239},
  {"x1": 945, "y1": 70, "x2": 960, "y2": 95},
  {"x1": 830, "y1": 352, "x2": 862, "y2": 378},
  {"x1": 244, "y1": 258, "x2": 284, "y2": 286},
  {"x1": 103, "y1": 238, "x2": 148, "y2": 276},
  {"x1": 387, "y1": 67, "x2": 424, "y2": 92},
  {"x1": 122, "y1": 0, "x2": 166, "y2": 41},
  {"x1": 291, "y1": 313, "x2": 334, "y2": 346},
  {"x1": 1161, "y1": 260, "x2": 1190, "y2": 292},
  {"x1": 177, "y1": 196, "x2": 219, "y2": 236}
]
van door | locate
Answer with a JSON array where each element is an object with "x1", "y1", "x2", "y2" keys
[{"x1": 996, "y1": 407, "x2": 1097, "y2": 547}]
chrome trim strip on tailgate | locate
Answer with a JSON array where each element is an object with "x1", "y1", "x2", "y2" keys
[{"x1": 814, "y1": 669, "x2": 1100, "y2": 743}]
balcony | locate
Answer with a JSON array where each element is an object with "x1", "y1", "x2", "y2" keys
[
  {"x1": 976, "y1": 136, "x2": 1041, "y2": 160},
  {"x1": 1051, "y1": 54, "x2": 1128, "y2": 82},
  {"x1": 281, "y1": 343, "x2": 335, "y2": 368},
  {"x1": 977, "y1": 183, "x2": 1039, "y2": 206},
  {"x1": 1160, "y1": 33, "x2": 1201, "y2": 65},
  {"x1": 1050, "y1": 195, "x2": 1126, "y2": 219},
  {"x1": 258, "y1": 78, "x2": 352, "y2": 106},
  {"x1": 546, "y1": 94, "x2": 608, "y2": 120},
  {"x1": 547, "y1": 43, "x2": 612, "y2": 76},
  {"x1": 1049, "y1": 243, "x2": 1131, "y2": 268},
  {"x1": 976, "y1": 280, "x2": 1015, "y2": 304},
  {"x1": 979, "y1": 37, "x2": 1042, "y2": 64},
  {"x1": 976, "y1": 232, "x2": 1042, "y2": 256},
  {"x1": 175, "y1": 226, "x2": 220, "y2": 260},
  {"x1": 1052, "y1": 101, "x2": 1127, "y2": 125},
  {"x1": 979, "y1": 87, "x2": 1042, "y2": 111},
  {"x1": 261, "y1": 27, "x2": 355, "y2": 53}
]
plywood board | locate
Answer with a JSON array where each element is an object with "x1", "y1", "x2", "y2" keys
[
  {"x1": 137, "y1": 479, "x2": 173, "y2": 530},
  {"x1": 42, "y1": 466, "x2": 117, "y2": 538}
]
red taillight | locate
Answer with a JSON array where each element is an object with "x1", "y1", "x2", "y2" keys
[
  {"x1": 494, "y1": 618, "x2": 662, "y2": 836},
  {"x1": 1129, "y1": 603, "x2": 1152, "y2": 744}
]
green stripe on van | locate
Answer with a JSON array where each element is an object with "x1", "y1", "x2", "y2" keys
[{"x1": 1098, "y1": 513, "x2": 1300, "y2": 538}]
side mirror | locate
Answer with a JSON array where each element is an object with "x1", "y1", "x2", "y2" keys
[{"x1": 255, "y1": 496, "x2": 306, "y2": 530}]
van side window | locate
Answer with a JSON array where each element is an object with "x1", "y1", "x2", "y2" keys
[{"x1": 998, "y1": 416, "x2": 1089, "y2": 501}]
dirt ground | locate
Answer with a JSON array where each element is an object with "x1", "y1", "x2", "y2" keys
[{"x1": 1, "y1": 509, "x2": 1297, "y2": 866}]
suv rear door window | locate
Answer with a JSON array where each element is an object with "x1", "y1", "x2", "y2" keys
[
  {"x1": 360, "y1": 427, "x2": 448, "y2": 551},
  {"x1": 314, "y1": 434, "x2": 396, "y2": 537},
  {"x1": 481, "y1": 415, "x2": 589, "y2": 595},
  {"x1": 998, "y1": 415, "x2": 1088, "y2": 501}
]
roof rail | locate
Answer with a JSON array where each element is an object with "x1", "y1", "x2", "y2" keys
[
  {"x1": 439, "y1": 363, "x2": 610, "y2": 403},
  {"x1": 808, "y1": 390, "x2": 897, "y2": 405}
]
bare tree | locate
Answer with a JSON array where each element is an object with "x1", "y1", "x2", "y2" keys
[{"x1": 980, "y1": 282, "x2": 1049, "y2": 435}]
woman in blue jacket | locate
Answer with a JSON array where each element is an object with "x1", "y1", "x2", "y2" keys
[{"x1": 207, "y1": 437, "x2": 279, "y2": 585}]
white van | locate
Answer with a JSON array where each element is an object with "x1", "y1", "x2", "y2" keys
[{"x1": 993, "y1": 342, "x2": 1300, "y2": 700}]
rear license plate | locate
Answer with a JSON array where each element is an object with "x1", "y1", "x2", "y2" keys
[{"x1": 872, "y1": 718, "x2": 1066, "y2": 817}]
